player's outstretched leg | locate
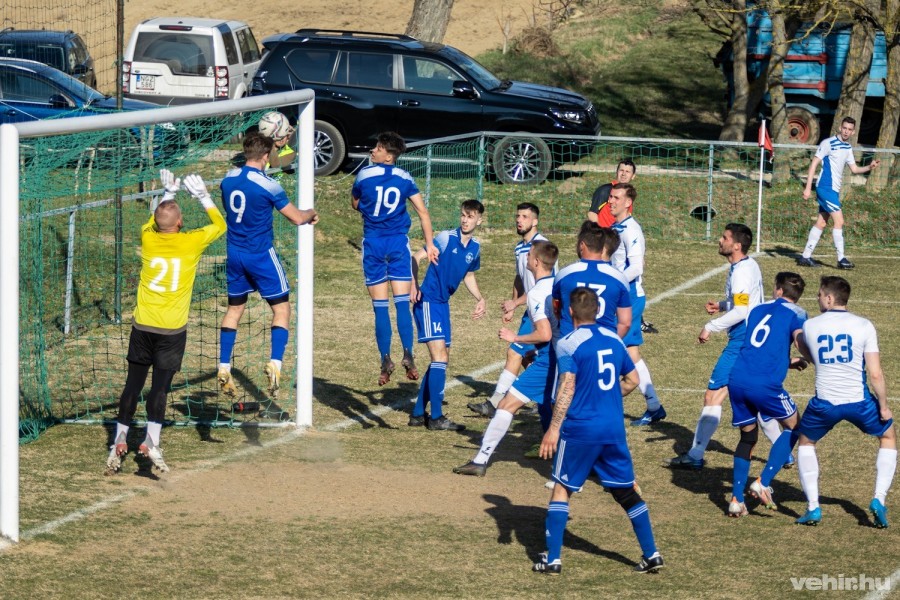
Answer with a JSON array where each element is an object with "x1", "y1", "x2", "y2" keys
[
  {"x1": 795, "y1": 445, "x2": 821, "y2": 525},
  {"x1": 533, "y1": 500, "x2": 567, "y2": 575},
  {"x1": 609, "y1": 486, "x2": 664, "y2": 573},
  {"x1": 871, "y1": 447, "x2": 897, "y2": 528},
  {"x1": 454, "y1": 407, "x2": 516, "y2": 476}
]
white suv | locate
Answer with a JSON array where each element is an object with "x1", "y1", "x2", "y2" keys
[{"x1": 123, "y1": 17, "x2": 261, "y2": 104}]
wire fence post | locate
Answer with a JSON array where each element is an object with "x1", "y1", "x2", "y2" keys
[{"x1": 706, "y1": 142, "x2": 715, "y2": 241}]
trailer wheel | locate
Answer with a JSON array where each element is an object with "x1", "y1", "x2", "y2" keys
[{"x1": 786, "y1": 107, "x2": 820, "y2": 144}]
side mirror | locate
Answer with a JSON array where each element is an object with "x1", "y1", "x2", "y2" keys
[
  {"x1": 48, "y1": 94, "x2": 70, "y2": 108},
  {"x1": 451, "y1": 80, "x2": 477, "y2": 99}
]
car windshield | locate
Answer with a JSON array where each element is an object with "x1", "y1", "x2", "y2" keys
[
  {"x1": 0, "y1": 42, "x2": 66, "y2": 71},
  {"x1": 436, "y1": 46, "x2": 501, "y2": 89}
]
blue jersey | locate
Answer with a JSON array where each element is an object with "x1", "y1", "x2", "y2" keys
[
  {"x1": 729, "y1": 298, "x2": 807, "y2": 390},
  {"x1": 556, "y1": 324, "x2": 636, "y2": 443},
  {"x1": 552, "y1": 260, "x2": 631, "y2": 337},
  {"x1": 352, "y1": 163, "x2": 420, "y2": 237},
  {"x1": 220, "y1": 166, "x2": 290, "y2": 253},
  {"x1": 419, "y1": 229, "x2": 480, "y2": 303}
]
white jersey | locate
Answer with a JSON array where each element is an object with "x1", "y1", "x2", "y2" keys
[
  {"x1": 525, "y1": 275, "x2": 556, "y2": 353},
  {"x1": 514, "y1": 232, "x2": 554, "y2": 293},
  {"x1": 706, "y1": 256, "x2": 764, "y2": 339},
  {"x1": 803, "y1": 310, "x2": 879, "y2": 405},
  {"x1": 814, "y1": 135, "x2": 856, "y2": 194},
  {"x1": 611, "y1": 216, "x2": 645, "y2": 297}
]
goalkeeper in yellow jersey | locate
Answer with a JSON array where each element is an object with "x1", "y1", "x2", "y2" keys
[{"x1": 106, "y1": 169, "x2": 226, "y2": 475}]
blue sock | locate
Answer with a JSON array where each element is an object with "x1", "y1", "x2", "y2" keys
[
  {"x1": 394, "y1": 294, "x2": 413, "y2": 352},
  {"x1": 626, "y1": 501, "x2": 658, "y2": 559},
  {"x1": 219, "y1": 327, "x2": 237, "y2": 364},
  {"x1": 427, "y1": 361, "x2": 447, "y2": 419},
  {"x1": 732, "y1": 456, "x2": 751, "y2": 503},
  {"x1": 413, "y1": 367, "x2": 431, "y2": 418},
  {"x1": 546, "y1": 501, "x2": 569, "y2": 564},
  {"x1": 372, "y1": 300, "x2": 392, "y2": 357},
  {"x1": 761, "y1": 429, "x2": 797, "y2": 487},
  {"x1": 270, "y1": 326, "x2": 289, "y2": 361}
]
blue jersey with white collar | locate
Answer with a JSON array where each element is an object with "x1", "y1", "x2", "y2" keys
[
  {"x1": 552, "y1": 260, "x2": 631, "y2": 337},
  {"x1": 352, "y1": 163, "x2": 420, "y2": 237},
  {"x1": 419, "y1": 229, "x2": 480, "y2": 303},
  {"x1": 220, "y1": 165, "x2": 290, "y2": 253}
]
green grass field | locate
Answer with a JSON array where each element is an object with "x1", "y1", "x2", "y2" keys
[{"x1": 3, "y1": 213, "x2": 899, "y2": 598}]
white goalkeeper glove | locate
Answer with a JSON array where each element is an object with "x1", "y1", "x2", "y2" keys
[
  {"x1": 183, "y1": 174, "x2": 215, "y2": 210},
  {"x1": 159, "y1": 168, "x2": 181, "y2": 201}
]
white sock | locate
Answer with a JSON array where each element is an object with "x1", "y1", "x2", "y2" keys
[
  {"x1": 219, "y1": 362, "x2": 231, "y2": 372},
  {"x1": 688, "y1": 405, "x2": 722, "y2": 461},
  {"x1": 271, "y1": 359, "x2": 283, "y2": 370},
  {"x1": 634, "y1": 359, "x2": 661, "y2": 411},
  {"x1": 797, "y1": 445, "x2": 820, "y2": 510},
  {"x1": 114, "y1": 423, "x2": 129, "y2": 442},
  {"x1": 832, "y1": 228, "x2": 845, "y2": 260},
  {"x1": 474, "y1": 409, "x2": 515, "y2": 465},
  {"x1": 490, "y1": 369, "x2": 517, "y2": 408},
  {"x1": 874, "y1": 448, "x2": 897, "y2": 504},
  {"x1": 758, "y1": 416, "x2": 782, "y2": 445},
  {"x1": 802, "y1": 226, "x2": 823, "y2": 258},
  {"x1": 146, "y1": 421, "x2": 163, "y2": 447}
]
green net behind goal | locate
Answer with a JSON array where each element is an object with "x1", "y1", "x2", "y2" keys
[{"x1": 16, "y1": 109, "x2": 307, "y2": 442}]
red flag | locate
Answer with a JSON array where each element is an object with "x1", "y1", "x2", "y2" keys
[{"x1": 758, "y1": 120, "x2": 774, "y2": 156}]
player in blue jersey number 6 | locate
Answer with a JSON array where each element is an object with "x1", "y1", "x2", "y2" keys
[{"x1": 352, "y1": 132, "x2": 439, "y2": 386}]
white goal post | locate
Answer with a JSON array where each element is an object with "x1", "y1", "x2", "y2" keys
[{"x1": 0, "y1": 90, "x2": 316, "y2": 543}]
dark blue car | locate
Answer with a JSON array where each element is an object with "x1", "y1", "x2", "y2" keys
[{"x1": 0, "y1": 28, "x2": 96, "y2": 88}]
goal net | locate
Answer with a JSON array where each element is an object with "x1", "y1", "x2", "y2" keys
[{"x1": 2, "y1": 90, "x2": 316, "y2": 439}]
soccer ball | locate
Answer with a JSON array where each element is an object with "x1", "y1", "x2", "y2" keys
[{"x1": 258, "y1": 111, "x2": 291, "y2": 139}]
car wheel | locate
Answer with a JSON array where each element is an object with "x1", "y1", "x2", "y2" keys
[
  {"x1": 786, "y1": 107, "x2": 820, "y2": 144},
  {"x1": 491, "y1": 135, "x2": 552, "y2": 185},
  {"x1": 314, "y1": 120, "x2": 346, "y2": 176}
]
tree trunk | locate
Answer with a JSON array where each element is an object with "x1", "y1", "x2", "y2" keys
[
  {"x1": 868, "y1": 0, "x2": 900, "y2": 192},
  {"x1": 767, "y1": 10, "x2": 793, "y2": 182},
  {"x1": 405, "y1": 0, "x2": 456, "y2": 43},
  {"x1": 832, "y1": 1, "x2": 879, "y2": 142},
  {"x1": 719, "y1": 0, "x2": 750, "y2": 141}
]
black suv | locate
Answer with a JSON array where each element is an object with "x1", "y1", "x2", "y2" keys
[
  {"x1": 251, "y1": 29, "x2": 600, "y2": 183},
  {"x1": 0, "y1": 28, "x2": 96, "y2": 88}
]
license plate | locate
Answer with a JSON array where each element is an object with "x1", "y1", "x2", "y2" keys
[{"x1": 136, "y1": 74, "x2": 156, "y2": 90}]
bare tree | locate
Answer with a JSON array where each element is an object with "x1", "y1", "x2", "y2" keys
[
  {"x1": 405, "y1": 0, "x2": 456, "y2": 43},
  {"x1": 869, "y1": 0, "x2": 900, "y2": 191},
  {"x1": 831, "y1": 0, "x2": 881, "y2": 142}
]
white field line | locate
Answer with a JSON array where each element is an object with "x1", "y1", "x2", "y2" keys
[{"x1": 0, "y1": 250, "x2": 813, "y2": 551}]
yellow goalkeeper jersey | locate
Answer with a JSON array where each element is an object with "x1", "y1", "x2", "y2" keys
[{"x1": 133, "y1": 207, "x2": 226, "y2": 333}]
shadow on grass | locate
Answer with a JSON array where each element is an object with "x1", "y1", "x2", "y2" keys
[{"x1": 482, "y1": 494, "x2": 635, "y2": 568}]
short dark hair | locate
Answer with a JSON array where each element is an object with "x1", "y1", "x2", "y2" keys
[
  {"x1": 725, "y1": 223, "x2": 753, "y2": 253},
  {"x1": 611, "y1": 182, "x2": 636, "y2": 201},
  {"x1": 517, "y1": 202, "x2": 539, "y2": 217},
  {"x1": 377, "y1": 131, "x2": 406, "y2": 158},
  {"x1": 820, "y1": 275, "x2": 851, "y2": 306},
  {"x1": 530, "y1": 240, "x2": 558, "y2": 270},
  {"x1": 461, "y1": 199, "x2": 485, "y2": 214},
  {"x1": 569, "y1": 287, "x2": 599, "y2": 323},
  {"x1": 841, "y1": 116, "x2": 857, "y2": 127},
  {"x1": 244, "y1": 132, "x2": 275, "y2": 161},
  {"x1": 601, "y1": 227, "x2": 620, "y2": 257},
  {"x1": 617, "y1": 158, "x2": 636, "y2": 174},
  {"x1": 774, "y1": 271, "x2": 805, "y2": 302},
  {"x1": 578, "y1": 220, "x2": 605, "y2": 254}
]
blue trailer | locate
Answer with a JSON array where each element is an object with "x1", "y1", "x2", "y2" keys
[{"x1": 720, "y1": 10, "x2": 888, "y2": 143}]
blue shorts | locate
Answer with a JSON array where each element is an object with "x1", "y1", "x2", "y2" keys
[
  {"x1": 728, "y1": 379, "x2": 797, "y2": 427},
  {"x1": 622, "y1": 293, "x2": 645, "y2": 347},
  {"x1": 510, "y1": 313, "x2": 536, "y2": 356},
  {"x1": 798, "y1": 396, "x2": 893, "y2": 442},
  {"x1": 362, "y1": 234, "x2": 412, "y2": 286},
  {"x1": 413, "y1": 299, "x2": 451, "y2": 346},
  {"x1": 226, "y1": 247, "x2": 290, "y2": 299},
  {"x1": 551, "y1": 437, "x2": 635, "y2": 491},
  {"x1": 708, "y1": 335, "x2": 742, "y2": 390},
  {"x1": 816, "y1": 188, "x2": 842, "y2": 214},
  {"x1": 508, "y1": 351, "x2": 553, "y2": 405}
]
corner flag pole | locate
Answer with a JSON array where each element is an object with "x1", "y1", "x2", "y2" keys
[{"x1": 756, "y1": 119, "x2": 769, "y2": 253}]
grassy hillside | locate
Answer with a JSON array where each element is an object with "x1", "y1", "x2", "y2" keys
[{"x1": 478, "y1": 0, "x2": 726, "y2": 139}]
